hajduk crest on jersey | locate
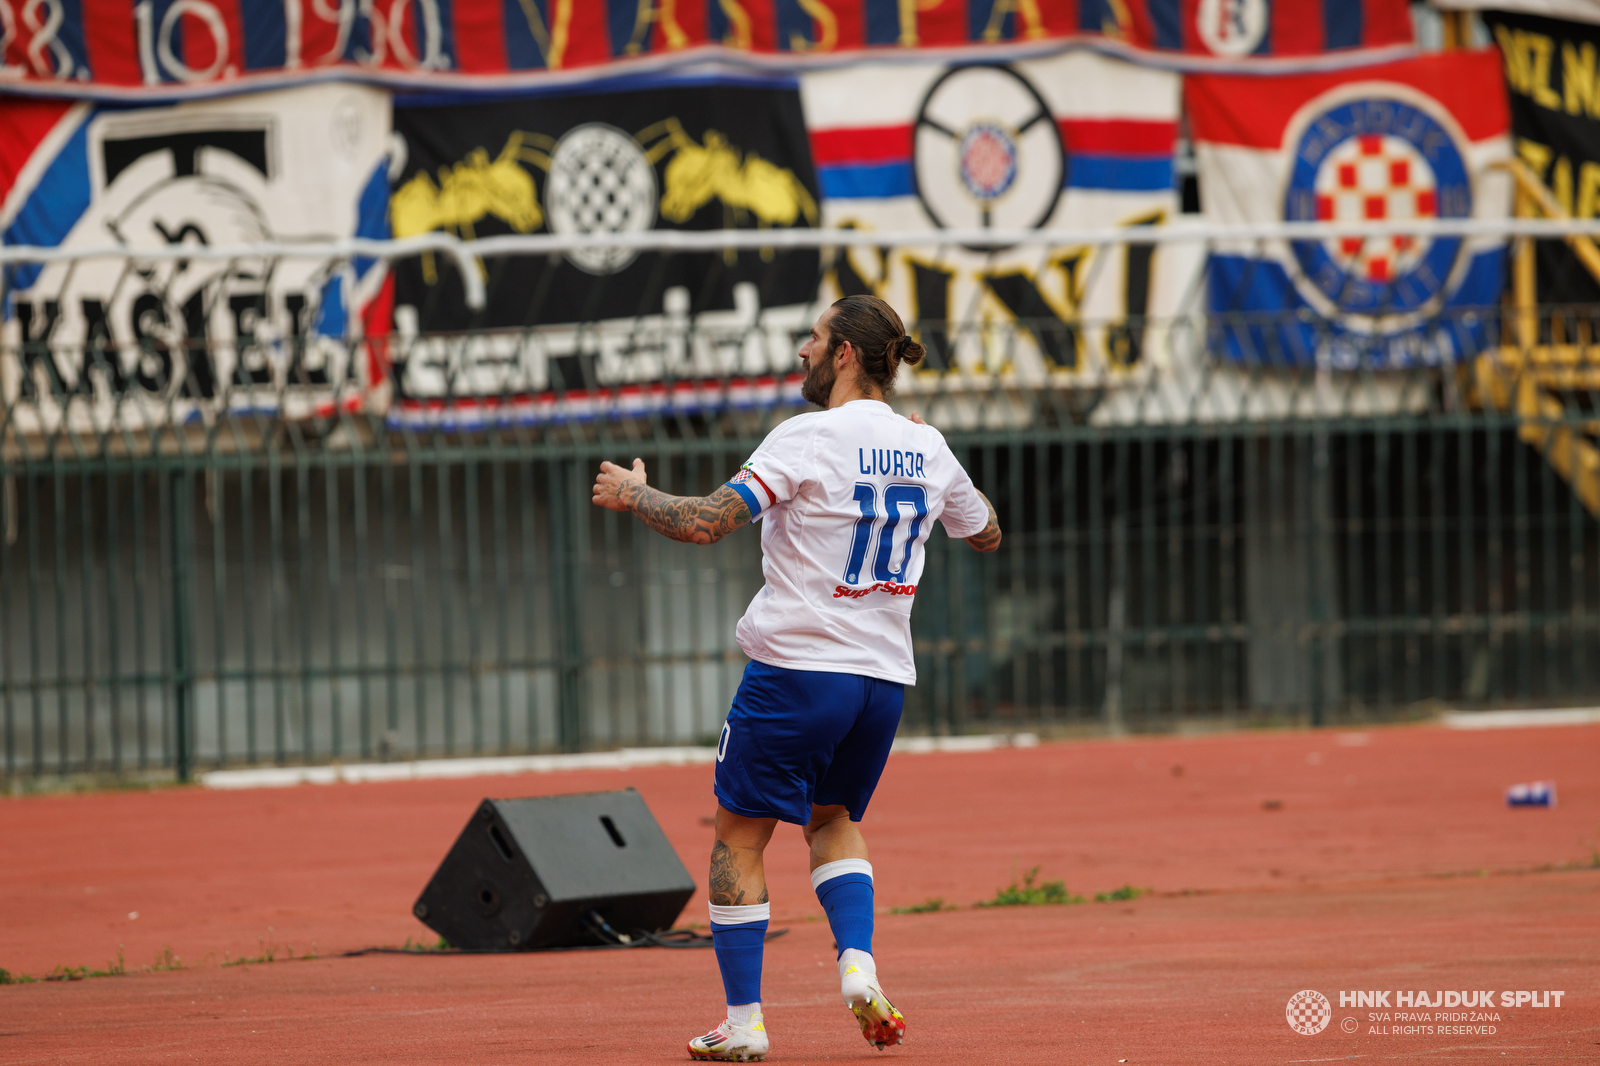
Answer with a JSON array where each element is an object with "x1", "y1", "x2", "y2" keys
[{"x1": 1186, "y1": 51, "x2": 1512, "y2": 370}]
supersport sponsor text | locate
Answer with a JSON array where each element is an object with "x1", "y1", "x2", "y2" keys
[{"x1": 833, "y1": 582, "x2": 917, "y2": 600}]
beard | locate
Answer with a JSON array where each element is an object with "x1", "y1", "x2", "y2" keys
[{"x1": 800, "y1": 346, "x2": 837, "y2": 407}]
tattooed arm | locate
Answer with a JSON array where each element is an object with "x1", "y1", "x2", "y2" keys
[
  {"x1": 591, "y1": 458, "x2": 752, "y2": 545},
  {"x1": 965, "y1": 489, "x2": 1002, "y2": 553}
]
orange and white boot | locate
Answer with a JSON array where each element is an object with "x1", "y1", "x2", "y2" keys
[{"x1": 839, "y1": 952, "x2": 905, "y2": 1050}]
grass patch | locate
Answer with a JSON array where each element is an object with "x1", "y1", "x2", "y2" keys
[
  {"x1": 977, "y1": 866, "x2": 1084, "y2": 907},
  {"x1": 222, "y1": 930, "x2": 317, "y2": 968},
  {"x1": 15, "y1": 946, "x2": 185, "y2": 985},
  {"x1": 145, "y1": 947, "x2": 183, "y2": 972},
  {"x1": 1093, "y1": 884, "x2": 1150, "y2": 903},
  {"x1": 46, "y1": 947, "x2": 126, "y2": 982},
  {"x1": 45, "y1": 965, "x2": 99, "y2": 982},
  {"x1": 889, "y1": 897, "x2": 954, "y2": 915},
  {"x1": 395, "y1": 936, "x2": 451, "y2": 953},
  {"x1": 5, "y1": 771, "x2": 182, "y2": 798}
]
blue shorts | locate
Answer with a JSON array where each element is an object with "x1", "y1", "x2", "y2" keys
[{"x1": 714, "y1": 660, "x2": 904, "y2": 826}]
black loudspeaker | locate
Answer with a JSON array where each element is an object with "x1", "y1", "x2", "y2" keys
[{"x1": 413, "y1": 788, "x2": 696, "y2": 950}]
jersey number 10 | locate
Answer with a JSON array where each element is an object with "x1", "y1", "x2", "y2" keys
[{"x1": 844, "y1": 483, "x2": 929, "y2": 585}]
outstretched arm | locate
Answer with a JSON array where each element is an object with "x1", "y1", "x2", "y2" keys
[
  {"x1": 966, "y1": 489, "x2": 1002, "y2": 553},
  {"x1": 591, "y1": 458, "x2": 752, "y2": 545}
]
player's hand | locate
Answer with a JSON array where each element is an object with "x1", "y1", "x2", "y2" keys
[
  {"x1": 593, "y1": 458, "x2": 647, "y2": 512},
  {"x1": 907, "y1": 411, "x2": 927, "y2": 425}
]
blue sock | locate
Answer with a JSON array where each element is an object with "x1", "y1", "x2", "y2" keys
[
  {"x1": 812, "y1": 859, "x2": 874, "y2": 957},
  {"x1": 709, "y1": 903, "x2": 769, "y2": 1007}
]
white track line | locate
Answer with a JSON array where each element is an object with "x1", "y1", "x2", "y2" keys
[
  {"x1": 198, "y1": 733, "x2": 1041, "y2": 790},
  {"x1": 1442, "y1": 708, "x2": 1600, "y2": 730}
]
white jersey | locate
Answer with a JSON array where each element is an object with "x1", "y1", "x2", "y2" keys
[{"x1": 724, "y1": 399, "x2": 991, "y2": 685}]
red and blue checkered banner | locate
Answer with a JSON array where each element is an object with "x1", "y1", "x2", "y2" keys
[
  {"x1": 0, "y1": 0, "x2": 1415, "y2": 99},
  {"x1": 1187, "y1": 51, "x2": 1514, "y2": 370}
]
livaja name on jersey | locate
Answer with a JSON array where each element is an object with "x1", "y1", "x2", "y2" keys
[{"x1": 858, "y1": 448, "x2": 926, "y2": 479}]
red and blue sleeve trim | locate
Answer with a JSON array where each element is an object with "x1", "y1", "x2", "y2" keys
[
  {"x1": 727, "y1": 469, "x2": 777, "y2": 517},
  {"x1": 728, "y1": 481, "x2": 762, "y2": 518}
]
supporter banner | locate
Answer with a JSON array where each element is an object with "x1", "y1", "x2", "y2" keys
[
  {"x1": 1483, "y1": 9, "x2": 1600, "y2": 303},
  {"x1": 0, "y1": 84, "x2": 392, "y2": 432},
  {"x1": 387, "y1": 52, "x2": 1181, "y2": 429},
  {"x1": 1126, "y1": 0, "x2": 1414, "y2": 59},
  {"x1": 0, "y1": 0, "x2": 1414, "y2": 100},
  {"x1": 386, "y1": 78, "x2": 820, "y2": 428},
  {"x1": 1435, "y1": 2, "x2": 1600, "y2": 26},
  {"x1": 1188, "y1": 51, "x2": 1513, "y2": 368},
  {"x1": 805, "y1": 50, "x2": 1180, "y2": 381}
]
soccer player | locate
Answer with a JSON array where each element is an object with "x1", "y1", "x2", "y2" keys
[{"x1": 591, "y1": 294, "x2": 1001, "y2": 1062}]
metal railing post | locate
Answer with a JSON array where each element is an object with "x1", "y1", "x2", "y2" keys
[
  {"x1": 1308, "y1": 428, "x2": 1331, "y2": 728},
  {"x1": 169, "y1": 468, "x2": 195, "y2": 783},
  {"x1": 551, "y1": 456, "x2": 586, "y2": 753}
]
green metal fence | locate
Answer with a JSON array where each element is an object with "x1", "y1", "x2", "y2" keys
[
  {"x1": 0, "y1": 435, "x2": 771, "y2": 779},
  {"x1": 7, "y1": 223, "x2": 1600, "y2": 779},
  {"x1": 6, "y1": 369, "x2": 1600, "y2": 782}
]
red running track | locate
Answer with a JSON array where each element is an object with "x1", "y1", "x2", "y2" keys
[{"x1": 2, "y1": 722, "x2": 1598, "y2": 1063}]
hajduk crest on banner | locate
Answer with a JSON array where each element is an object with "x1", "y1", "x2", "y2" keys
[
  {"x1": 804, "y1": 50, "x2": 1179, "y2": 387},
  {"x1": 1187, "y1": 51, "x2": 1512, "y2": 369}
]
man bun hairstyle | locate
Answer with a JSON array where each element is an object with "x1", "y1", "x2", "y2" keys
[{"x1": 828, "y1": 294, "x2": 926, "y2": 397}]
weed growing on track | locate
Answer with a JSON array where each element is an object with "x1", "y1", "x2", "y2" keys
[
  {"x1": 889, "y1": 897, "x2": 955, "y2": 914},
  {"x1": 1094, "y1": 885, "x2": 1151, "y2": 903},
  {"x1": 223, "y1": 929, "x2": 318, "y2": 968},
  {"x1": 977, "y1": 867, "x2": 1085, "y2": 907},
  {"x1": 5, "y1": 946, "x2": 185, "y2": 985},
  {"x1": 895, "y1": 880, "x2": 1149, "y2": 913},
  {"x1": 46, "y1": 965, "x2": 98, "y2": 981},
  {"x1": 46, "y1": 948, "x2": 126, "y2": 981},
  {"x1": 145, "y1": 948, "x2": 183, "y2": 972},
  {"x1": 4, "y1": 771, "x2": 182, "y2": 798}
]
